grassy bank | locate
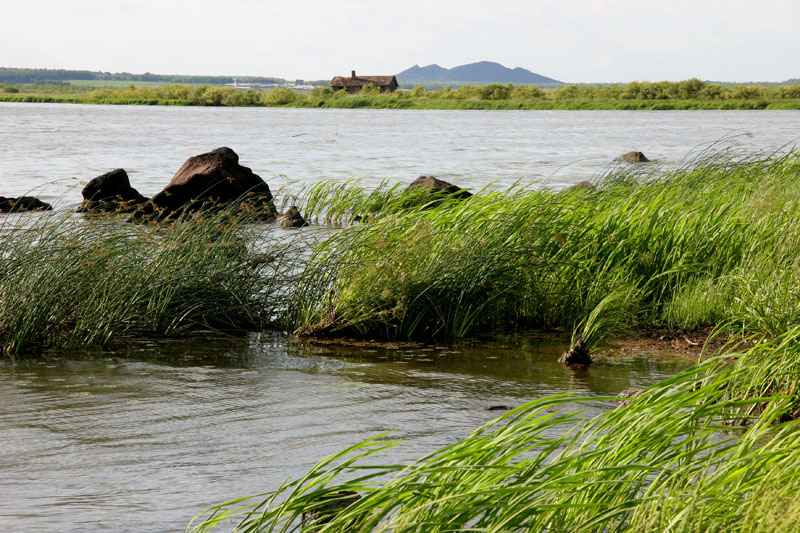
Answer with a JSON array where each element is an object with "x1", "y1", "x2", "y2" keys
[
  {"x1": 183, "y1": 151, "x2": 800, "y2": 531},
  {"x1": 0, "y1": 213, "x2": 292, "y2": 358},
  {"x1": 287, "y1": 152, "x2": 800, "y2": 342},
  {"x1": 2, "y1": 79, "x2": 800, "y2": 110}
]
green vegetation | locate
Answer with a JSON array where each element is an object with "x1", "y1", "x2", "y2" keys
[
  {"x1": 7, "y1": 150, "x2": 800, "y2": 530},
  {"x1": 184, "y1": 150, "x2": 800, "y2": 531},
  {"x1": 1, "y1": 79, "x2": 799, "y2": 109},
  {"x1": 287, "y1": 153, "x2": 800, "y2": 341},
  {"x1": 0, "y1": 212, "x2": 291, "y2": 358}
]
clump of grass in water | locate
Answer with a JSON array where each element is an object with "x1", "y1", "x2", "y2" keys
[
  {"x1": 0, "y1": 211, "x2": 292, "y2": 358},
  {"x1": 560, "y1": 287, "x2": 638, "y2": 365},
  {"x1": 190, "y1": 328, "x2": 800, "y2": 532},
  {"x1": 284, "y1": 151, "x2": 800, "y2": 343}
]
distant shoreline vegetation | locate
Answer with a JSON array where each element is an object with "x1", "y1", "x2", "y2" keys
[{"x1": 2, "y1": 79, "x2": 800, "y2": 110}]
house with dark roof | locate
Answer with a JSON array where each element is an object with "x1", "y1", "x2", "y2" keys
[{"x1": 331, "y1": 71, "x2": 399, "y2": 93}]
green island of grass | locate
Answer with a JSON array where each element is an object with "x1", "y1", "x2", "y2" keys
[{"x1": 2, "y1": 78, "x2": 800, "y2": 110}]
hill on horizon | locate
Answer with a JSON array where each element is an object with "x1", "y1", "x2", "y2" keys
[{"x1": 397, "y1": 61, "x2": 562, "y2": 87}]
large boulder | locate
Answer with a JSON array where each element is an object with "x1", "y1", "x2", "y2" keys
[
  {"x1": 0, "y1": 196, "x2": 52, "y2": 213},
  {"x1": 78, "y1": 169, "x2": 148, "y2": 214},
  {"x1": 133, "y1": 147, "x2": 276, "y2": 221},
  {"x1": 619, "y1": 151, "x2": 651, "y2": 163}
]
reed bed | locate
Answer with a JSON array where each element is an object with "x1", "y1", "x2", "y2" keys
[
  {"x1": 286, "y1": 151, "x2": 800, "y2": 343},
  {"x1": 0, "y1": 212, "x2": 292, "y2": 358}
]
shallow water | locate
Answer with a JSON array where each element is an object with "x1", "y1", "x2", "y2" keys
[
  {"x1": 0, "y1": 334, "x2": 689, "y2": 532},
  {"x1": 1, "y1": 103, "x2": 798, "y2": 205}
]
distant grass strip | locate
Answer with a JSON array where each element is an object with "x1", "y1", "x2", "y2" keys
[
  {"x1": 0, "y1": 213, "x2": 291, "y2": 358},
  {"x1": 2, "y1": 79, "x2": 800, "y2": 110}
]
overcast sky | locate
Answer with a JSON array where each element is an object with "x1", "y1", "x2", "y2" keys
[{"x1": 3, "y1": 0, "x2": 798, "y2": 82}]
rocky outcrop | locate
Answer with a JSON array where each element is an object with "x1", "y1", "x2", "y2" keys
[
  {"x1": 278, "y1": 206, "x2": 308, "y2": 228},
  {"x1": 620, "y1": 151, "x2": 651, "y2": 163},
  {"x1": 132, "y1": 147, "x2": 276, "y2": 222},
  {"x1": 0, "y1": 196, "x2": 52, "y2": 213},
  {"x1": 78, "y1": 169, "x2": 148, "y2": 214}
]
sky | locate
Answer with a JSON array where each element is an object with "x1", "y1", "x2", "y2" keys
[{"x1": 2, "y1": 0, "x2": 798, "y2": 82}]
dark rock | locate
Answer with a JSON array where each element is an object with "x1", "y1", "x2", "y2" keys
[
  {"x1": 558, "y1": 339, "x2": 592, "y2": 366},
  {"x1": 620, "y1": 151, "x2": 651, "y2": 163},
  {"x1": 301, "y1": 491, "x2": 361, "y2": 530},
  {"x1": 488, "y1": 405, "x2": 512, "y2": 412},
  {"x1": 279, "y1": 206, "x2": 308, "y2": 228},
  {"x1": 407, "y1": 176, "x2": 472, "y2": 199},
  {"x1": 78, "y1": 169, "x2": 148, "y2": 214},
  {"x1": 0, "y1": 196, "x2": 52, "y2": 213},
  {"x1": 133, "y1": 147, "x2": 276, "y2": 222}
]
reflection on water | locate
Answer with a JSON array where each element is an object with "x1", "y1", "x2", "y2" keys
[{"x1": 0, "y1": 333, "x2": 689, "y2": 532}]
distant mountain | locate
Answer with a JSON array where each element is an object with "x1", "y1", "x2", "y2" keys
[{"x1": 397, "y1": 61, "x2": 562, "y2": 86}]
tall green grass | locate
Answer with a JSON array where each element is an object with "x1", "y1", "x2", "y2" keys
[
  {"x1": 0, "y1": 212, "x2": 292, "y2": 358},
  {"x1": 285, "y1": 152, "x2": 800, "y2": 342}
]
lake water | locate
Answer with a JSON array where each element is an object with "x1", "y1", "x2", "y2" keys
[
  {"x1": 0, "y1": 335, "x2": 688, "y2": 532},
  {"x1": 1, "y1": 103, "x2": 798, "y2": 205},
  {"x1": 0, "y1": 103, "x2": 796, "y2": 532}
]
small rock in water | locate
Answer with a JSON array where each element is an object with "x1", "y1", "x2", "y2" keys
[
  {"x1": 78, "y1": 168, "x2": 148, "y2": 214},
  {"x1": 0, "y1": 196, "x2": 52, "y2": 213},
  {"x1": 620, "y1": 151, "x2": 651, "y2": 163},
  {"x1": 279, "y1": 206, "x2": 308, "y2": 228},
  {"x1": 571, "y1": 180, "x2": 595, "y2": 190},
  {"x1": 488, "y1": 405, "x2": 512, "y2": 412},
  {"x1": 408, "y1": 176, "x2": 472, "y2": 198},
  {"x1": 301, "y1": 490, "x2": 361, "y2": 530},
  {"x1": 558, "y1": 339, "x2": 593, "y2": 366}
]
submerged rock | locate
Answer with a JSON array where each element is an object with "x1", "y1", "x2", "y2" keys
[
  {"x1": 132, "y1": 147, "x2": 276, "y2": 222},
  {"x1": 620, "y1": 151, "x2": 651, "y2": 163},
  {"x1": 279, "y1": 206, "x2": 308, "y2": 228},
  {"x1": 407, "y1": 176, "x2": 472, "y2": 199},
  {"x1": 571, "y1": 180, "x2": 596, "y2": 191},
  {"x1": 78, "y1": 168, "x2": 148, "y2": 214},
  {"x1": 0, "y1": 196, "x2": 53, "y2": 213},
  {"x1": 558, "y1": 339, "x2": 593, "y2": 366},
  {"x1": 301, "y1": 490, "x2": 361, "y2": 530}
]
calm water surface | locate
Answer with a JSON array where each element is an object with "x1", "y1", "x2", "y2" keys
[
  {"x1": 0, "y1": 103, "x2": 794, "y2": 531},
  {"x1": 0, "y1": 335, "x2": 689, "y2": 532}
]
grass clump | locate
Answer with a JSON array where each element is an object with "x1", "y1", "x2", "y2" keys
[
  {"x1": 0, "y1": 212, "x2": 290, "y2": 358},
  {"x1": 285, "y1": 151, "x2": 800, "y2": 342}
]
